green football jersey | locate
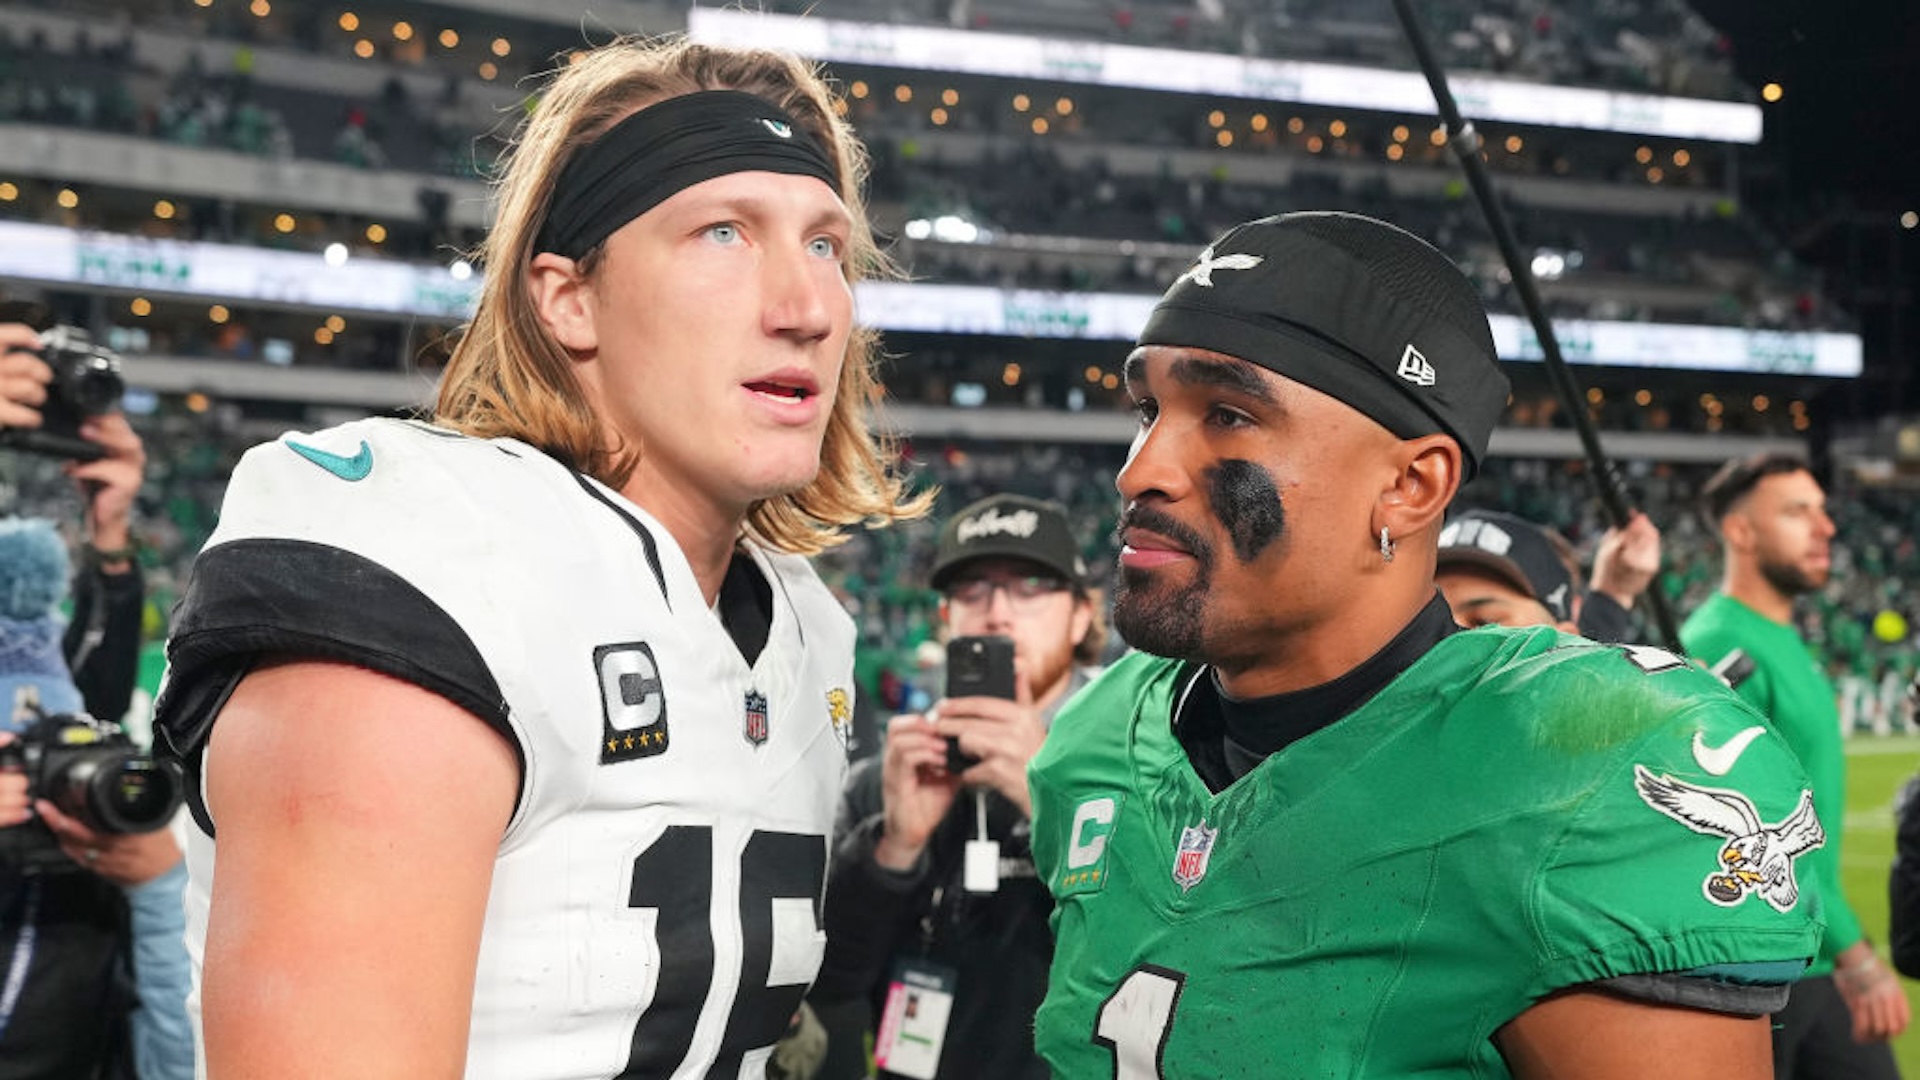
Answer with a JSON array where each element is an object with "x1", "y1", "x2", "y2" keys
[{"x1": 1029, "y1": 626, "x2": 1825, "y2": 1079}]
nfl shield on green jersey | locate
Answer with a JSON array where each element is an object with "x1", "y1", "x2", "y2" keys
[{"x1": 1029, "y1": 628, "x2": 1824, "y2": 1078}]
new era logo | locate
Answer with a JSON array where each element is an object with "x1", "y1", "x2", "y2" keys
[{"x1": 1397, "y1": 344, "x2": 1436, "y2": 386}]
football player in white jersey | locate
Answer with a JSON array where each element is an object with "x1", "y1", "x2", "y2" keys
[{"x1": 155, "y1": 38, "x2": 928, "y2": 1080}]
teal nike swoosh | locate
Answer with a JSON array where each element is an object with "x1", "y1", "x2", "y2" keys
[{"x1": 286, "y1": 438, "x2": 373, "y2": 481}]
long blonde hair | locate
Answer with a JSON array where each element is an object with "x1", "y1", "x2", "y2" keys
[{"x1": 435, "y1": 36, "x2": 929, "y2": 553}]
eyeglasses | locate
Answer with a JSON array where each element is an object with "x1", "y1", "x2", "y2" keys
[{"x1": 944, "y1": 575, "x2": 1070, "y2": 610}]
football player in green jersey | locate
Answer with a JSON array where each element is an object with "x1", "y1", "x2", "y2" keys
[{"x1": 1027, "y1": 212, "x2": 1826, "y2": 1079}]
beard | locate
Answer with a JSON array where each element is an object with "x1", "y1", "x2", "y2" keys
[
  {"x1": 1112, "y1": 504, "x2": 1215, "y2": 660},
  {"x1": 1759, "y1": 555, "x2": 1827, "y2": 597}
]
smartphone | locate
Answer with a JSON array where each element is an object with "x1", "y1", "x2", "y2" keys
[{"x1": 944, "y1": 635, "x2": 1016, "y2": 772}]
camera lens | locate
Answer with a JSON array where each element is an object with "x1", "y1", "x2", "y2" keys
[
  {"x1": 63, "y1": 354, "x2": 125, "y2": 416},
  {"x1": 50, "y1": 752, "x2": 183, "y2": 834},
  {"x1": 100, "y1": 759, "x2": 181, "y2": 831}
]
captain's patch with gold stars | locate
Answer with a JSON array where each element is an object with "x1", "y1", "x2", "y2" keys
[
  {"x1": 595, "y1": 641, "x2": 670, "y2": 764},
  {"x1": 1057, "y1": 792, "x2": 1125, "y2": 897}
]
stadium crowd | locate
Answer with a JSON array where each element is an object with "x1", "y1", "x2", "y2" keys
[
  {"x1": 0, "y1": 3, "x2": 1914, "y2": 1076},
  {"x1": 0, "y1": 0, "x2": 1844, "y2": 341},
  {"x1": 9, "y1": 418, "x2": 1910, "y2": 742}
]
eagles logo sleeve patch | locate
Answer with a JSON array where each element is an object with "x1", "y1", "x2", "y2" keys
[
  {"x1": 596, "y1": 642, "x2": 670, "y2": 763},
  {"x1": 1633, "y1": 764, "x2": 1825, "y2": 911}
]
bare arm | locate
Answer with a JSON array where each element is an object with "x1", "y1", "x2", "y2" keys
[
  {"x1": 202, "y1": 659, "x2": 519, "y2": 1080},
  {"x1": 1496, "y1": 989, "x2": 1771, "y2": 1080}
]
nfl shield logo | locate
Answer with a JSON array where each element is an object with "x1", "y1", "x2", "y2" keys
[
  {"x1": 743, "y1": 690, "x2": 770, "y2": 747},
  {"x1": 1171, "y1": 820, "x2": 1218, "y2": 892}
]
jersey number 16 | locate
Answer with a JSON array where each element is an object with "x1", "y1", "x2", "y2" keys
[{"x1": 619, "y1": 826, "x2": 825, "y2": 1079}]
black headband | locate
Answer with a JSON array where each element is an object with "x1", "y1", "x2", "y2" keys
[{"x1": 536, "y1": 89, "x2": 841, "y2": 260}]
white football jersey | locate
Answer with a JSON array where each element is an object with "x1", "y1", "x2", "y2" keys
[{"x1": 157, "y1": 418, "x2": 857, "y2": 1080}]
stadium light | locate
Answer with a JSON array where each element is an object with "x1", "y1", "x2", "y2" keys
[{"x1": 689, "y1": 7, "x2": 1765, "y2": 142}]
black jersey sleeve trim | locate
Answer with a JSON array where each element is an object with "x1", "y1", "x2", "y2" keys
[
  {"x1": 154, "y1": 539, "x2": 517, "y2": 828},
  {"x1": 568, "y1": 472, "x2": 669, "y2": 604},
  {"x1": 1590, "y1": 971, "x2": 1789, "y2": 1018}
]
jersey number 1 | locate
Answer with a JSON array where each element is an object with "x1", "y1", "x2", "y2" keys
[
  {"x1": 619, "y1": 826, "x2": 825, "y2": 1079},
  {"x1": 1094, "y1": 965, "x2": 1187, "y2": 1079}
]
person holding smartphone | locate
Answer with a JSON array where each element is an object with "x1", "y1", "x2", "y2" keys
[{"x1": 810, "y1": 493, "x2": 1105, "y2": 1080}]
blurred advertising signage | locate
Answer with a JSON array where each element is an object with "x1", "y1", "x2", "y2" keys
[
  {"x1": 1499, "y1": 318, "x2": 1861, "y2": 377},
  {"x1": 0, "y1": 223, "x2": 1857, "y2": 377},
  {"x1": 688, "y1": 7, "x2": 1763, "y2": 144},
  {"x1": 856, "y1": 283, "x2": 1861, "y2": 377},
  {"x1": 0, "y1": 222, "x2": 479, "y2": 320}
]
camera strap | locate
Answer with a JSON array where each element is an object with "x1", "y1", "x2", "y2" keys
[
  {"x1": 63, "y1": 565, "x2": 110, "y2": 680},
  {"x1": 0, "y1": 878, "x2": 43, "y2": 1040}
]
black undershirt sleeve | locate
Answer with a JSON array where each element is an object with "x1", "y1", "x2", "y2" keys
[{"x1": 153, "y1": 538, "x2": 513, "y2": 835}]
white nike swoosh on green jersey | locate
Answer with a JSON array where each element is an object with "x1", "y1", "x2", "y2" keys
[{"x1": 1691, "y1": 725, "x2": 1768, "y2": 776}]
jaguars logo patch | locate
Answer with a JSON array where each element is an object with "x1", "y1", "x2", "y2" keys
[
  {"x1": 1633, "y1": 765, "x2": 1825, "y2": 912},
  {"x1": 826, "y1": 687, "x2": 853, "y2": 749}
]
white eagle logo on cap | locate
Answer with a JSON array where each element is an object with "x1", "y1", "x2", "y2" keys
[{"x1": 1175, "y1": 246, "x2": 1263, "y2": 288}]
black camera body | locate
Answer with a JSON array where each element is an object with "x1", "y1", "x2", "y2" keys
[
  {"x1": 0, "y1": 709, "x2": 184, "y2": 875},
  {"x1": 0, "y1": 325, "x2": 125, "y2": 462}
]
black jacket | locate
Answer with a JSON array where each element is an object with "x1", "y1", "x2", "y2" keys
[
  {"x1": 1, "y1": 562, "x2": 146, "y2": 1080},
  {"x1": 812, "y1": 759, "x2": 1055, "y2": 1080},
  {"x1": 1890, "y1": 772, "x2": 1920, "y2": 977}
]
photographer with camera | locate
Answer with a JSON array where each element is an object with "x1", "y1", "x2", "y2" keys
[
  {"x1": 2, "y1": 320, "x2": 190, "y2": 1080},
  {"x1": 810, "y1": 494, "x2": 1105, "y2": 1080},
  {"x1": 1, "y1": 321, "x2": 148, "y2": 731}
]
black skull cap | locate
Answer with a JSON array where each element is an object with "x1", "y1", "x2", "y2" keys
[{"x1": 1138, "y1": 211, "x2": 1511, "y2": 478}]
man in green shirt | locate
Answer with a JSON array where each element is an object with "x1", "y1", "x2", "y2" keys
[
  {"x1": 1028, "y1": 211, "x2": 1827, "y2": 1079},
  {"x1": 1682, "y1": 453, "x2": 1909, "y2": 1077}
]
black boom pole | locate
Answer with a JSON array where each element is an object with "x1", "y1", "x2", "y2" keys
[{"x1": 1387, "y1": 0, "x2": 1684, "y2": 651}]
